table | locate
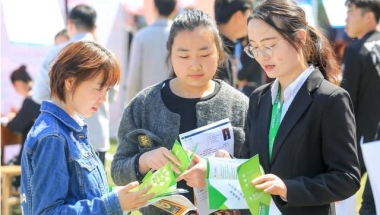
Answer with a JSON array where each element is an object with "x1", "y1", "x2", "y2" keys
[{"x1": 1, "y1": 165, "x2": 21, "y2": 215}]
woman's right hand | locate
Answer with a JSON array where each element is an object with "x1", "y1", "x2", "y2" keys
[
  {"x1": 215, "y1": 149, "x2": 231, "y2": 158},
  {"x1": 117, "y1": 181, "x2": 154, "y2": 211},
  {"x1": 140, "y1": 147, "x2": 181, "y2": 174}
]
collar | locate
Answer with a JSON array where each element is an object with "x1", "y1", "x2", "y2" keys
[
  {"x1": 151, "y1": 18, "x2": 173, "y2": 26},
  {"x1": 362, "y1": 30, "x2": 378, "y2": 40},
  {"x1": 271, "y1": 65, "x2": 315, "y2": 104},
  {"x1": 41, "y1": 101, "x2": 85, "y2": 132},
  {"x1": 220, "y1": 34, "x2": 235, "y2": 55},
  {"x1": 69, "y1": 33, "x2": 94, "y2": 42}
]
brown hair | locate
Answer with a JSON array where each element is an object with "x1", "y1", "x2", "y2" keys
[
  {"x1": 50, "y1": 40, "x2": 121, "y2": 102},
  {"x1": 248, "y1": 0, "x2": 340, "y2": 83}
]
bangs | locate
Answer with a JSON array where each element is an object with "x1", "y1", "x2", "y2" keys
[
  {"x1": 76, "y1": 52, "x2": 121, "y2": 88},
  {"x1": 100, "y1": 60, "x2": 121, "y2": 88},
  {"x1": 102, "y1": 62, "x2": 121, "y2": 87}
]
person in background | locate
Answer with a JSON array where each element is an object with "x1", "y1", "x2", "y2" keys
[
  {"x1": 54, "y1": 28, "x2": 70, "y2": 45},
  {"x1": 111, "y1": 9, "x2": 249, "y2": 215},
  {"x1": 341, "y1": 0, "x2": 380, "y2": 176},
  {"x1": 32, "y1": 4, "x2": 117, "y2": 166},
  {"x1": 125, "y1": 0, "x2": 177, "y2": 104},
  {"x1": 6, "y1": 65, "x2": 40, "y2": 188},
  {"x1": 20, "y1": 41, "x2": 153, "y2": 215},
  {"x1": 7, "y1": 65, "x2": 40, "y2": 145},
  {"x1": 239, "y1": 0, "x2": 360, "y2": 214},
  {"x1": 236, "y1": 36, "x2": 264, "y2": 96},
  {"x1": 214, "y1": 0, "x2": 253, "y2": 87}
]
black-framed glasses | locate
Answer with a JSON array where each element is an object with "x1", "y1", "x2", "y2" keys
[{"x1": 244, "y1": 40, "x2": 284, "y2": 59}]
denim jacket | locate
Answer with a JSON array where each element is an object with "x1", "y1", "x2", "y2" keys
[{"x1": 20, "y1": 101, "x2": 123, "y2": 215}]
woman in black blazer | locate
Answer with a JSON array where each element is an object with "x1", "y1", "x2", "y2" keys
[{"x1": 240, "y1": 0, "x2": 361, "y2": 214}]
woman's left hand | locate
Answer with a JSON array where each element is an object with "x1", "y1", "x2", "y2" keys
[{"x1": 252, "y1": 174, "x2": 287, "y2": 200}]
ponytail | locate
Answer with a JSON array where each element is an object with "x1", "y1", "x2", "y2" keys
[{"x1": 306, "y1": 26, "x2": 340, "y2": 85}]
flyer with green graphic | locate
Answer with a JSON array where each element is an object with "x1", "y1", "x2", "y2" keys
[
  {"x1": 138, "y1": 163, "x2": 177, "y2": 196},
  {"x1": 121, "y1": 140, "x2": 198, "y2": 214},
  {"x1": 237, "y1": 154, "x2": 271, "y2": 215},
  {"x1": 133, "y1": 140, "x2": 194, "y2": 198},
  {"x1": 206, "y1": 155, "x2": 271, "y2": 214},
  {"x1": 171, "y1": 140, "x2": 193, "y2": 178},
  {"x1": 206, "y1": 157, "x2": 248, "y2": 210}
]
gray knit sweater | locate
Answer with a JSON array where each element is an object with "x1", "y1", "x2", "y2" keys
[{"x1": 111, "y1": 80, "x2": 248, "y2": 215}]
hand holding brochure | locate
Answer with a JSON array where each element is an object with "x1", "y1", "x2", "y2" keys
[
  {"x1": 206, "y1": 157, "x2": 248, "y2": 210},
  {"x1": 171, "y1": 140, "x2": 194, "y2": 178},
  {"x1": 205, "y1": 154, "x2": 271, "y2": 215},
  {"x1": 127, "y1": 140, "x2": 196, "y2": 214},
  {"x1": 134, "y1": 140, "x2": 193, "y2": 197},
  {"x1": 180, "y1": 118, "x2": 234, "y2": 214},
  {"x1": 237, "y1": 154, "x2": 271, "y2": 215}
]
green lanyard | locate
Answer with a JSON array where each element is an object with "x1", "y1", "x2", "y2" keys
[{"x1": 269, "y1": 86, "x2": 283, "y2": 161}]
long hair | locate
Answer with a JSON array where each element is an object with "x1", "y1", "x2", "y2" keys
[{"x1": 248, "y1": 0, "x2": 340, "y2": 83}]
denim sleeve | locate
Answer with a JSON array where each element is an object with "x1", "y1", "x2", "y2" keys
[{"x1": 28, "y1": 135, "x2": 123, "y2": 215}]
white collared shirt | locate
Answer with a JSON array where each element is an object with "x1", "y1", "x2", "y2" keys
[{"x1": 270, "y1": 65, "x2": 315, "y2": 122}]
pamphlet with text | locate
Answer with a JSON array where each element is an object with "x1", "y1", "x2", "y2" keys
[
  {"x1": 205, "y1": 154, "x2": 271, "y2": 215},
  {"x1": 179, "y1": 118, "x2": 234, "y2": 214},
  {"x1": 237, "y1": 154, "x2": 271, "y2": 215}
]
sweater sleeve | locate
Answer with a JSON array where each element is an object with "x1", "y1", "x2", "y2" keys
[{"x1": 111, "y1": 101, "x2": 144, "y2": 185}]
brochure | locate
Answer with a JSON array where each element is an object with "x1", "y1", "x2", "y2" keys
[
  {"x1": 179, "y1": 118, "x2": 234, "y2": 215},
  {"x1": 205, "y1": 154, "x2": 271, "y2": 215},
  {"x1": 151, "y1": 194, "x2": 197, "y2": 215},
  {"x1": 206, "y1": 157, "x2": 248, "y2": 210},
  {"x1": 124, "y1": 140, "x2": 196, "y2": 214},
  {"x1": 171, "y1": 140, "x2": 193, "y2": 178},
  {"x1": 237, "y1": 154, "x2": 271, "y2": 215}
]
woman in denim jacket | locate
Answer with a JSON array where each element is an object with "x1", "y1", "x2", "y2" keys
[{"x1": 20, "y1": 41, "x2": 153, "y2": 215}]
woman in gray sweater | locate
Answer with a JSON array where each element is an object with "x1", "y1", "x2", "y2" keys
[{"x1": 111, "y1": 9, "x2": 249, "y2": 215}]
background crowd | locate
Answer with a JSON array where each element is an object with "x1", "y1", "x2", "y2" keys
[{"x1": 1, "y1": 0, "x2": 380, "y2": 215}]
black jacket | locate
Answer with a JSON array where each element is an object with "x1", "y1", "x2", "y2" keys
[
  {"x1": 340, "y1": 30, "x2": 380, "y2": 174},
  {"x1": 7, "y1": 96, "x2": 40, "y2": 163},
  {"x1": 241, "y1": 70, "x2": 361, "y2": 215}
]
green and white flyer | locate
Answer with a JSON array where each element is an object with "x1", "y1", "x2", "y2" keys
[
  {"x1": 135, "y1": 140, "x2": 193, "y2": 198},
  {"x1": 171, "y1": 140, "x2": 193, "y2": 178},
  {"x1": 237, "y1": 154, "x2": 271, "y2": 215},
  {"x1": 206, "y1": 157, "x2": 248, "y2": 210},
  {"x1": 206, "y1": 155, "x2": 271, "y2": 214},
  {"x1": 122, "y1": 140, "x2": 197, "y2": 215}
]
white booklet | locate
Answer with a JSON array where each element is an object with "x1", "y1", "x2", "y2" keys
[
  {"x1": 360, "y1": 139, "x2": 380, "y2": 215},
  {"x1": 115, "y1": 189, "x2": 196, "y2": 215},
  {"x1": 179, "y1": 118, "x2": 234, "y2": 215},
  {"x1": 149, "y1": 194, "x2": 197, "y2": 215},
  {"x1": 206, "y1": 157, "x2": 248, "y2": 210}
]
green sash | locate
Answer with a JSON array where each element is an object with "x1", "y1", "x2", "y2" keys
[{"x1": 269, "y1": 86, "x2": 283, "y2": 161}]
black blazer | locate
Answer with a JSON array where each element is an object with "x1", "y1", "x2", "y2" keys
[
  {"x1": 240, "y1": 70, "x2": 361, "y2": 215},
  {"x1": 340, "y1": 31, "x2": 380, "y2": 174}
]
